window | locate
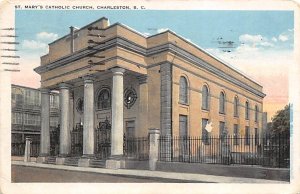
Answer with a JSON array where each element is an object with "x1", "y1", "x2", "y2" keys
[
  {"x1": 245, "y1": 101, "x2": 249, "y2": 120},
  {"x1": 179, "y1": 115, "x2": 188, "y2": 137},
  {"x1": 233, "y1": 124, "x2": 239, "y2": 145},
  {"x1": 124, "y1": 87, "x2": 137, "y2": 109},
  {"x1": 24, "y1": 113, "x2": 40, "y2": 126},
  {"x1": 179, "y1": 115, "x2": 188, "y2": 158},
  {"x1": 76, "y1": 98, "x2": 84, "y2": 114},
  {"x1": 97, "y1": 88, "x2": 111, "y2": 110},
  {"x1": 255, "y1": 128, "x2": 259, "y2": 145},
  {"x1": 255, "y1": 105, "x2": 259, "y2": 122},
  {"x1": 50, "y1": 94, "x2": 59, "y2": 108},
  {"x1": 34, "y1": 91, "x2": 40, "y2": 106},
  {"x1": 202, "y1": 85, "x2": 209, "y2": 110},
  {"x1": 179, "y1": 76, "x2": 188, "y2": 104},
  {"x1": 245, "y1": 126, "x2": 250, "y2": 145},
  {"x1": 12, "y1": 112, "x2": 22, "y2": 125},
  {"x1": 219, "y1": 121, "x2": 225, "y2": 138},
  {"x1": 202, "y1": 119, "x2": 210, "y2": 145},
  {"x1": 234, "y1": 96, "x2": 239, "y2": 117},
  {"x1": 125, "y1": 121, "x2": 135, "y2": 139},
  {"x1": 219, "y1": 91, "x2": 225, "y2": 114}
]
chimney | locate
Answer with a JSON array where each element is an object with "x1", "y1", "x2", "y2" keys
[{"x1": 69, "y1": 26, "x2": 75, "y2": 53}]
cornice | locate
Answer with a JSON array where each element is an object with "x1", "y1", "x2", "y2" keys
[{"x1": 34, "y1": 36, "x2": 266, "y2": 98}]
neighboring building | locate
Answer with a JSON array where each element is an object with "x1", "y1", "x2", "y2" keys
[
  {"x1": 34, "y1": 17, "x2": 266, "y2": 165},
  {"x1": 11, "y1": 84, "x2": 59, "y2": 143}
]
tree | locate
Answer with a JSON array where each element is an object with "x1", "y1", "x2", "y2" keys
[{"x1": 270, "y1": 104, "x2": 290, "y2": 135}]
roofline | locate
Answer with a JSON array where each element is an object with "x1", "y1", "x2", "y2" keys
[
  {"x1": 11, "y1": 84, "x2": 59, "y2": 94},
  {"x1": 46, "y1": 17, "x2": 263, "y2": 88},
  {"x1": 48, "y1": 17, "x2": 109, "y2": 45},
  {"x1": 148, "y1": 29, "x2": 263, "y2": 88},
  {"x1": 11, "y1": 84, "x2": 39, "y2": 91}
]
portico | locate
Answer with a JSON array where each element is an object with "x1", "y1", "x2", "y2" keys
[{"x1": 37, "y1": 64, "x2": 138, "y2": 168}]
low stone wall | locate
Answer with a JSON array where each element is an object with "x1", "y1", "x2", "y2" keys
[
  {"x1": 125, "y1": 160, "x2": 149, "y2": 170},
  {"x1": 156, "y1": 161, "x2": 289, "y2": 181},
  {"x1": 11, "y1": 156, "x2": 37, "y2": 162}
]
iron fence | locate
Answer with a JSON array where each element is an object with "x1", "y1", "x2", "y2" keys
[
  {"x1": 123, "y1": 136, "x2": 149, "y2": 160},
  {"x1": 94, "y1": 126, "x2": 111, "y2": 159},
  {"x1": 11, "y1": 142, "x2": 40, "y2": 157},
  {"x1": 159, "y1": 132, "x2": 289, "y2": 168},
  {"x1": 70, "y1": 124, "x2": 83, "y2": 157}
]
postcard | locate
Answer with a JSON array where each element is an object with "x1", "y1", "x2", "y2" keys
[{"x1": 0, "y1": 0, "x2": 299, "y2": 194}]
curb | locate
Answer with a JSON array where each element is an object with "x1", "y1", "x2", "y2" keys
[{"x1": 11, "y1": 161, "x2": 288, "y2": 183}]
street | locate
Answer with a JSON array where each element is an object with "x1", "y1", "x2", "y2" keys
[{"x1": 11, "y1": 165, "x2": 203, "y2": 183}]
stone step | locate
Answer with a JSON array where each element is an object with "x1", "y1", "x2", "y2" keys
[
  {"x1": 89, "y1": 159, "x2": 106, "y2": 168},
  {"x1": 64, "y1": 157, "x2": 80, "y2": 166},
  {"x1": 45, "y1": 157, "x2": 56, "y2": 164}
]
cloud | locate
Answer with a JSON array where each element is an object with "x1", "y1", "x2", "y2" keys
[
  {"x1": 239, "y1": 34, "x2": 263, "y2": 43},
  {"x1": 21, "y1": 31, "x2": 58, "y2": 55},
  {"x1": 260, "y1": 42, "x2": 274, "y2": 47},
  {"x1": 36, "y1": 32, "x2": 58, "y2": 42},
  {"x1": 277, "y1": 29, "x2": 293, "y2": 43},
  {"x1": 271, "y1": 37, "x2": 278, "y2": 42},
  {"x1": 22, "y1": 40, "x2": 47, "y2": 50},
  {"x1": 157, "y1": 28, "x2": 169, "y2": 33},
  {"x1": 238, "y1": 34, "x2": 274, "y2": 48},
  {"x1": 278, "y1": 34, "x2": 288, "y2": 42}
]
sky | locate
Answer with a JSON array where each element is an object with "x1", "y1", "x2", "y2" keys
[{"x1": 12, "y1": 10, "x2": 294, "y2": 121}]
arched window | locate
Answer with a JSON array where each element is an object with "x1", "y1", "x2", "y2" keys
[
  {"x1": 245, "y1": 101, "x2": 249, "y2": 120},
  {"x1": 255, "y1": 105, "x2": 259, "y2": 122},
  {"x1": 202, "y1": 85, "x2": 209, "y2": 110},
  {"x1": 234, "y1": 96, "x2": 239, "y2": 117},
  {"x1": 179, "y1": 76, "x2": 188, "y2": 104},
  {"x1": 97, "y1": 88, "x2": 111, "y2": 110},
  {"x1": 219, "y1": 91, "x2": 225, "y2": 114}
]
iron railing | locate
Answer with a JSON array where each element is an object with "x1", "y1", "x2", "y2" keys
[
  {"x1": 159, "y1": 132, "x2": 289, "y2": 168},
  {"x1": 94, "y1": 127, "x2": 111, "y2": 159},
  {"x1": 123, "y1": 136, "x2": 149, "y2": 160},
  {"x1": 70, "y1": 124, "x2": 83, "y2": 156},
  {"x1": 11, "y1": 142, "x2": 40, "y2": 157}
]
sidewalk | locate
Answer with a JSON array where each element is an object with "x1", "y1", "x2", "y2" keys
[{"x1": 12, "y1": 161, "x2": 288, "y2": 183}]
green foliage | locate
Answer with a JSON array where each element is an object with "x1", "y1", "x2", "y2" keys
[{"x1": 270, "y1": 104, "x2": 290, "y2": 135}]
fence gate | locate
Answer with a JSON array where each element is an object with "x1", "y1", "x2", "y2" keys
[
  {"x1": 95, "y1": 119, "x2": 111, "y2": 159},
  {"x1": 50, "y1": 126, "x2": 59, "y2": 156},
  {"x1": 70, "y1": 124, "x2": 83, "y2": 156}
]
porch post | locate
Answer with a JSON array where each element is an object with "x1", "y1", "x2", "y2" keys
[
  {"x1": 37, "y1": 88, "x2": 50, "y2": 163},
  {"x1": 78, "y1": 75, "x2": 95, "y2": 167},
  {"x1": 106, "y1": 67, "x2": 125, "y2": 169},
  {"x1": 56, "y1": 83, "x2": 71, "y2": 164},
  {"x1": 149, "y1": 128, "x2": 160, "y2": 170}
]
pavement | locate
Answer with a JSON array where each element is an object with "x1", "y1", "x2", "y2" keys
[{"x1": 11, "y1": 160, "x2": 288, "y2": 183}]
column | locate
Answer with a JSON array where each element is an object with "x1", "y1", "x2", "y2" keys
[
  {"x1": 37, "y1": 88, "x2": 50, "y2": 163},
  {"x1": 69, "y1": 91, "x2": 74, "y2": 133},
  {"x1": 58, "y1": 83, "x2": 71, "y2": 158},
  {"x1": 106, "y1": 67, "x2": 125, "y2": 169},
  {"x1": 149, "y1": 128, "x2": 160, "y2": 171},
  {"x1": 111, "y1": 67, "x2": 125, "y2": 156},
  {"x1": 24, "y1": 137, "x2": 32, "y2": 162},
  {"x1": 82, "y1": 75, "x2": 95, "y2": 157}
]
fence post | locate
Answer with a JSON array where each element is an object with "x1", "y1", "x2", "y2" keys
[
  {"x1": 149, "y1": 128, "x2": 160, "y2": 171},
  {"x1": 24, "y1": 137, "x2": 32, "y2": 162}
]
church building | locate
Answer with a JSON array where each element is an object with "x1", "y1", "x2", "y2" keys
[{"x1": 34, "y1": 17, "x2": 265, "y2": 168}]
